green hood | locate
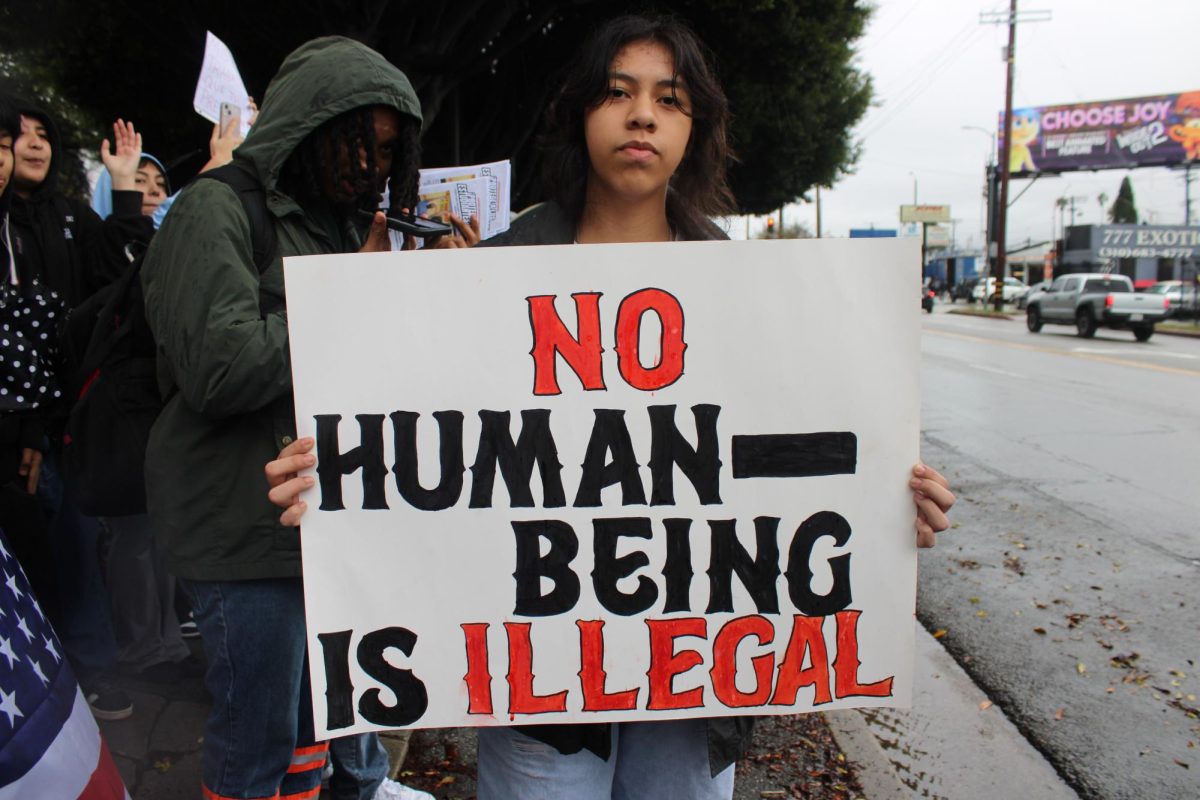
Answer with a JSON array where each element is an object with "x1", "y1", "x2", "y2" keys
[{"x1": 234, "y1": 35, "x2": 422, "y2": 192}]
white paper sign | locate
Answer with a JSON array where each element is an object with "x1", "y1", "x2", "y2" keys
[
  {"x1": 419, "y1": 160, "x2": 512, "y2": 239},
  {"x1": 284, "y1": 237, "x2": 921, "y2": 738},
  {"x1": 193, "y1": 32, "x2": 253, "y2": 136}
]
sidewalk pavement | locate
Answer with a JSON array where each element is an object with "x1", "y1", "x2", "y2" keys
[
  {"x1": 825, "y1": 624, "x2": 1079, "y2": 800},
  {"x1": 99, "y1": 626, "x2": 1078, "y2": 799}
]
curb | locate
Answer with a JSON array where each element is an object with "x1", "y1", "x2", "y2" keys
[{"x1": 825, "y1": 625, "x2": 1080, "y2": 800}]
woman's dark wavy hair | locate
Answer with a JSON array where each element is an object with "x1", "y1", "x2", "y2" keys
[
  {"x1": 281, "y1": 105, "x2": 421, "y2": 214},
  {"x1": 540, "y1": 14, "x2": 736, "y2": 236},
  {"x1": 0, "y1": 96, "x2": 19, "y2": 209}
]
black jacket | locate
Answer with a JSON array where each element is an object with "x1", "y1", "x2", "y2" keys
[
  {"x1": 6, "y1": 105, "x2": 153, "y2": 439},
  {"x1": 483, "y1": 200, "x2": 755, "y2": 776},
  {"x1": 8, "y1": 106, "x2": 152, "y2": 310}
]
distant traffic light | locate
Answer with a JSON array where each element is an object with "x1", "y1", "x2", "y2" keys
[{"x1": 766, "y1": 217, "x2": 775, "y2": 237}]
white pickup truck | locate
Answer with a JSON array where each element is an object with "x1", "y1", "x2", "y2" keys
[{"x1": 1025, "y1": 273, "x2": 1170, "y2": 341}]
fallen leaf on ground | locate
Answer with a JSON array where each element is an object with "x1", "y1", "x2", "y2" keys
[
  {"x1": 1033, "y1": 627, "x2": 1047, "y2": 635},
  {"x1": 1174, "y1": 760, "x2": 1189, "y2": 769},
  {"x1": 979, "y1": 700, "x2": 993, "y2": 710},
  {"x1": 1077, "y1": 662, "x2": 1087, "y2": 675},
  {"x1": 1054, "y1": 708, "x2": 1065, "y2": 720},
  {"x1": 1111, "y1": 652, "x2": 1141, "y2": 670},
  {"x1": 437, "y1": 776, "x2": 456, "y2": 786},
  {"x1": 932, "y1": 629, "x2": 947, "y2": 639}
]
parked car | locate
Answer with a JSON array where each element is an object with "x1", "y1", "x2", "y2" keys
[
  {"x1": 1025, "y1": 273, "x2": 1170, "y2": 341},
  {"x1": 1141, "y1": 280, "x2": 1200, "y2": 319},
  {"x1": 1017, "y1": 280, "x2": 1051, "y2": 310},
  {"x1": 972, "y1": 276, "x2": 1028, "y2": 304}
]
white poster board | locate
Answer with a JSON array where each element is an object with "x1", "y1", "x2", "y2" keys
[
  {"x1": 284, "y1": 237, "x2": 921, "y2": 738},
  {"x1": 193, "y1": 31, "x2": 253, "y2": 136}
]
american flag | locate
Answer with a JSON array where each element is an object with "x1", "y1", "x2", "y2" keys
[{"x1": 0, "y1": 530, "x2": 129, "y2": 799}]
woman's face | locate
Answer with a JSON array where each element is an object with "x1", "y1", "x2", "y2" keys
[
  {"x1": 135, "y1": 159, "x2": 168, "y2": 216},
  {"x1": 0, "y1": 130, "x2": 12, "y2": 198},
  {"x1": 583, "y1": 40, "x2": 693, "y2": 203},
  {"x1": 13, "y1": 115, "x2": 51, "y2": 195}
]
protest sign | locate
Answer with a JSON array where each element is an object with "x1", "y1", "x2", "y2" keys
[
  {"x1": 193, "y1": 31, "x2": 253, "y2": 136},
  {"x1": 284, "y1": 237, "x2": 921, "y2": 738},
  {"x1": 419, "y1": 160, "x2": 512, "y2": 239}
]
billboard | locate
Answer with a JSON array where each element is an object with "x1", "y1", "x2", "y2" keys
[
  {"x1": 924, "y1": 225, "x2": 950, "y2": 249},
  {"x1": 1091, "y1": 224, "x2": 1200, "y2": 261},
  {"x1": 899, "y1": 205, "x2": 950, "y2": 224},
  {"x1": 999, "y1": 91, "x2": 1200, "y2": 176}
]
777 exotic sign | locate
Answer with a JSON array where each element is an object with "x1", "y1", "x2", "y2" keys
[{"x1": 284, "y1": 237, "x2": 921, "y2": 737}]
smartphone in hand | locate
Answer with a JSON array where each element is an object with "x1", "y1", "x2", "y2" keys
[
  {"x1": 219, "y1": 102, "x2": 241, "y2": 136},
  {"x1": 356, "y1": 209, "x2": 454, "y2": 238}
]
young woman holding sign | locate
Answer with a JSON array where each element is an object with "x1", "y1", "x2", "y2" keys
[{"x1": 267, "y1": 14, "x2": 955, "y2": 799}]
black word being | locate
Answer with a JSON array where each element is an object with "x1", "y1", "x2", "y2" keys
[
  {"x1": 314, "y1": 404, "x2": 722, "y2": 512},
  {"x1": 511, "y1": 512, "x2": 853, "y2": 618}
]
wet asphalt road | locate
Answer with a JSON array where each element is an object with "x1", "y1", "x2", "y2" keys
[{"x1": 915, "y1": 305, "x2": 1199, "y2": 799}]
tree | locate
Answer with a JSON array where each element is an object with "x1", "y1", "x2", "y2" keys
[
  {"x1": 755, "y1": 221, "x2": 813, "y2": 239},
  {"x1": 1109, "y1": 177, "x2": 1138, "y2": 224},
  {"x1": 0, "y1": 0, "x2": 872, "y2": 212}
]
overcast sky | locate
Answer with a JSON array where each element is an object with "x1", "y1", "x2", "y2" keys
[{"x1": 735, "y1": 0, "x2": 1200, "y2": 249}]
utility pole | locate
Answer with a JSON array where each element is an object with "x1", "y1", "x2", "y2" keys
[
  {"x1": 982, "y1": 2, "x2": 1050, "y2": 310},
  {"x1": 815, "y1": 186, "x2": 823, "y2": 238}
]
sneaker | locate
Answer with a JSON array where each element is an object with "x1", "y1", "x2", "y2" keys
[
  {"x1": 82, "y1": 677, "x2": 133, "y2": 721},
  {"x1": 180, "y1": 612, "x2": 200, "y2": 639},
  {"x1": 373, "y1": 777, "x2": 435, "y2": 800}
]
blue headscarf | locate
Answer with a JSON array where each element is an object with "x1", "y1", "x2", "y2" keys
[{"x1": 91, "y1": 154, "x2": 175, "y2": 229}]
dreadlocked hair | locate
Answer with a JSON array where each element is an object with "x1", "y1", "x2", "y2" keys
[{"x1": 281, "y1": 105, "x2": 421, "y2": 213}]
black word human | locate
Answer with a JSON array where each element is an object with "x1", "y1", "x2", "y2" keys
[{"x1": 312, "y1": 404, "x2": 723, "y2": 512}]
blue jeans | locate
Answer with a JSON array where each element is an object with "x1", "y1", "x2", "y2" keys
[
  {"x1": 185, "y1": 577, "x2": 321, "y2": 799},
  {"x1": 477, "y1": 720, "x2": 735, "y2": 800},
  {"x1": 184, "y1": 577, "x2": 388, "y2": 800},
  {"x1": 328, "y1": 732, "x2": 390, "y2": 800}
]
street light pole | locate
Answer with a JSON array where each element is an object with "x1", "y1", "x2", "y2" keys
[{"x1": 962, "y1": 126, "x2": 997, "y2": 288}]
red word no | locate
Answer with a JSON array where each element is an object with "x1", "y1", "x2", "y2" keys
[{"x1": 527, "y1": 289, "x2": 686, "y2": 395}]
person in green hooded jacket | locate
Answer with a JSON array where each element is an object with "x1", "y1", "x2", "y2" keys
[{"x1": 141, "y1": 36, "x2": 435, "y2": 800}]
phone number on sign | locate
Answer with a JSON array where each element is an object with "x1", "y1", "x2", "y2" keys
[{"x1": 1098, "y1": 247, "x2": 1195, "y2": 259}]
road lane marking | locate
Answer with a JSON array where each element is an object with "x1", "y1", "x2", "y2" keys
[
  {"x1": 1073, "y1": 347, "x2": 1199, "y2": 360},
  {"x1": 924, "y1": 329, "x2": 1200, "y2": 377},
  {"x1": 968, "y1": 363, "x2": 1027, "y2": 378}
]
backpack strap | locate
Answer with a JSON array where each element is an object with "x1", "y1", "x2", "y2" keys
[{"x1": 195, "y1": 162, "x2": 279, "y2": 274}]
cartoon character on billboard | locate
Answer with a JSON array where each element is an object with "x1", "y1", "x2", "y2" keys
[
  {"x1": 1009, "y1": 110, "x2": 1039, "y2": 173},
  {"x1": 1167, "y1": 91, "x2": 1200, "y2": 161}
]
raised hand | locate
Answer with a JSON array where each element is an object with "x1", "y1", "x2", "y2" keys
[{"x1": 100, "y1": 119, "x2": 142, "y2": 191}]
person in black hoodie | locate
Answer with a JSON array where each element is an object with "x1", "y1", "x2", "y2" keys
[
  {"x1": 7, "y1": 98, "x2": 153, "y2": 720},
  {"x1": 0, "y1": 96, "x2": 63, "y2": 633}
]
